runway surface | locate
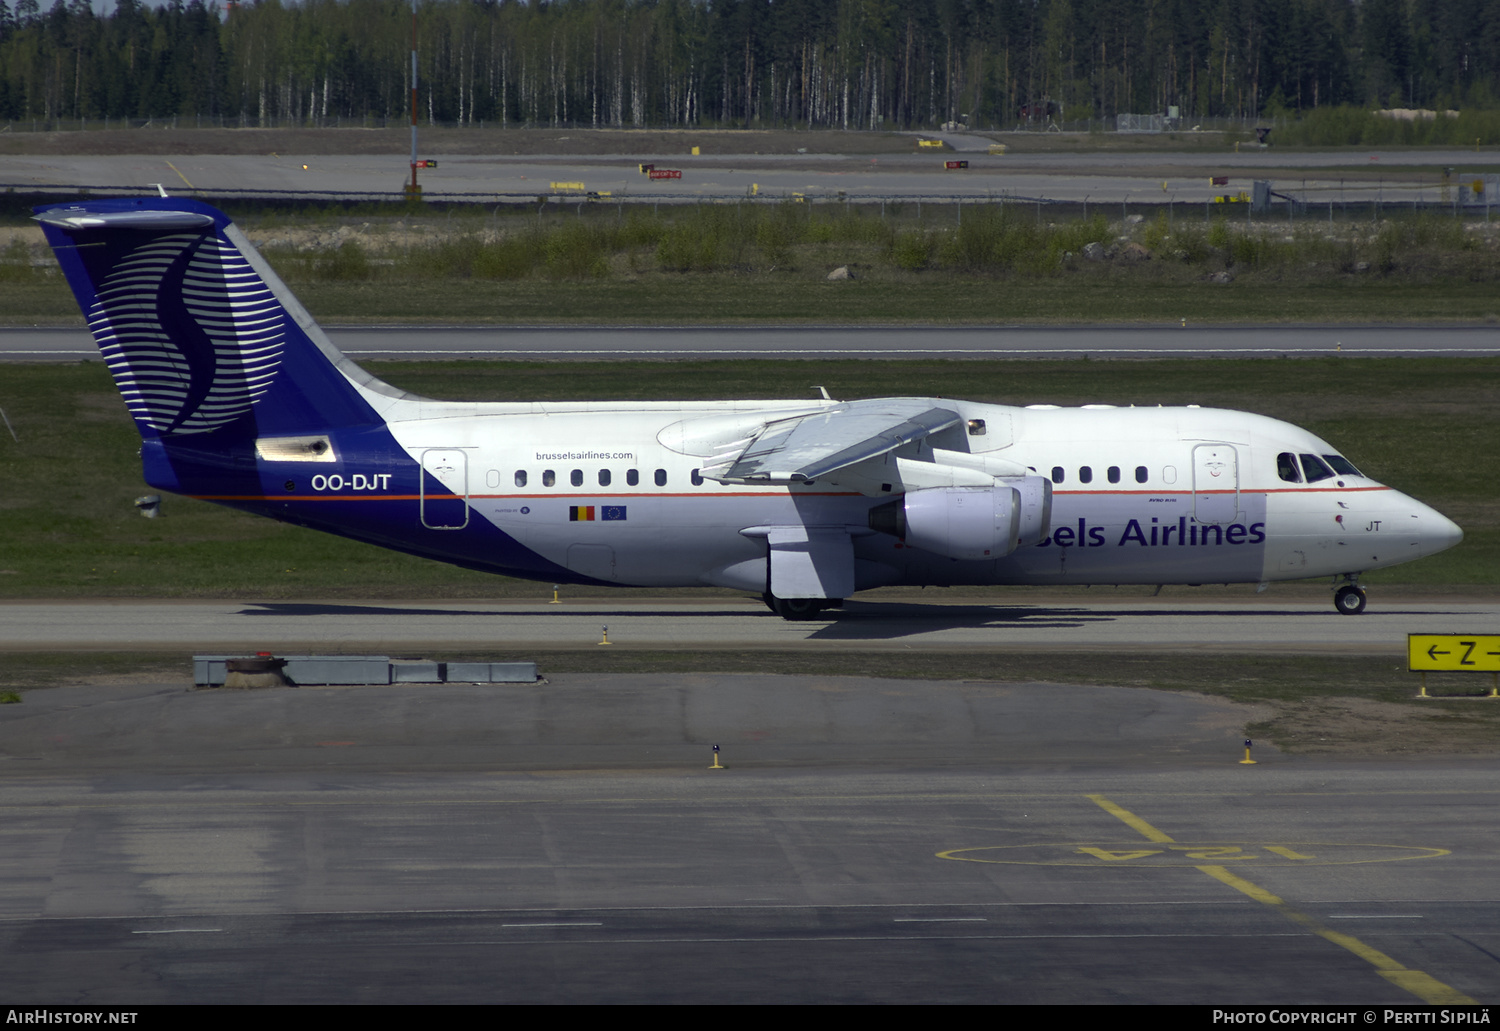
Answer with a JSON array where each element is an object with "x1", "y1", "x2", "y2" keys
[
  {"x1": 2, "y1": 596, "x2": 1492, "y2": 654},
  {"x1": 5, "y1": 325, "x2": 1499, "y2": 361},
  {"x1": 1, "y1": 671, "x2": 1495, "y2": 1004},
  {"x1": 6, "y1": 147, "x2": 1489, "y2": 205}
]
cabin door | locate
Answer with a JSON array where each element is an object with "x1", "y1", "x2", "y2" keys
[
  {"x1": 1192, "y1": 444, "x2": 1239, "y2": 525},
  {"x1": 420, "y1": 449, "x2": 469, "y2": 529}
]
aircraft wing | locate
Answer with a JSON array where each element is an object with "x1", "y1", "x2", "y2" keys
[{"x1": 699, "y1": 399, "x2": 962, "y2": 484}]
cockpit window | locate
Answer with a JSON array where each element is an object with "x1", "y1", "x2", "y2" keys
[
  {"x1": 1299, "y1": 454, "x2": 1335, "y2": 483},
  {"x1": 1276, "y1": 452, "x2": 1302, "y2": 483},
  {"x1": 1323, "y1": 454, "x2": 1362, "y2": 477}
]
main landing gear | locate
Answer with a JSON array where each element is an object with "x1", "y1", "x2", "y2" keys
[
  {"x1": 1334, "y1": 577, "x2": 1367, "y2": 615},
  {"x1": 762, "y1": 592, "x2": 842, "y2": 621}
]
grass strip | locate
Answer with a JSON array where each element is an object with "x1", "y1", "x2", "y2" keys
[{"x1": 8, "y1": 205, "x2": 1500, "y2": 325}]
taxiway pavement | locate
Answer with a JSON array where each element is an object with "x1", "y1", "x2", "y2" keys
[
  {"x1": 1, "y1": 596, "x2": 1492, "y2": 654},
  {"x1": 4, "y1": 147, "x2": 1487, "y2": 206},
  {"x1": 0, "y1": 671, "x2": 1495, "y2": 1004}
]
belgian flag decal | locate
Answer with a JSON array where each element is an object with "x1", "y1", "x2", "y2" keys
[{"x1": 570, "y1": 506, "x2": 626, "y2": 521}]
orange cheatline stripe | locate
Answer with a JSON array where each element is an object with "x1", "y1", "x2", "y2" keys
[{"x1": 191, "y1": 490, "x2": 865, "y2": 502}]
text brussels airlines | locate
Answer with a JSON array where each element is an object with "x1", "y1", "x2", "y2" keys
[{"x1": 1037, "y1": 516, "x2": 1268, "y2": 549}]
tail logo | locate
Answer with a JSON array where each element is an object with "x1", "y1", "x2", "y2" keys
[{"x1": 88, "y1": 231, "x2": 285, "y2": 436}]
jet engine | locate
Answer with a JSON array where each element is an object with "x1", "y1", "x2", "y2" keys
[
  {"x1": 1007, "y1": 475, "x2": 1053, "y2": 547},
  {"x1": 868, "y1": 477, "x2": 1051, "y2": 560}
]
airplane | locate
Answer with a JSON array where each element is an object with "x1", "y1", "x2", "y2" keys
[{"x1": 34, "y1": 197, "x2": 1463, "y2": 619}]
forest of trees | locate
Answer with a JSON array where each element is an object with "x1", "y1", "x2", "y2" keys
[{"x1": 2, "y1": 0, "x2": 1500, "y2": 131}]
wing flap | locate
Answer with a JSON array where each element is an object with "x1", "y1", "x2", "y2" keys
[{"x1": 705, "y1": 400, "x2": 962, "y2": 484}]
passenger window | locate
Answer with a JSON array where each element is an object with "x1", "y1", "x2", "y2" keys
[
  {"x1": 598, "y1": 469, "x2": 611, "y2": 487},
  {"x1": 1107, "y1": 466, "x2": 1120, "y2": 484},
  {"x1": 1135, "y1": 466, "x2": 1147, "y2": 484},
  {"x1": 514, "y1": 470, "x2": 528, "y2": 488},
  {"x1": 1300, "y1": 454, "x2": 1334, "y2": 483},
  {"x1": 571, "y1": 469, "x2": 584, "y2": 487},
  {"x1": 1277, "y1": 452, "x2": 1302, "y2": 483},
  {"x1": 486, "y1": 469, "x2": 501, "y2": 488},
  {"x1": 627, "y1": 469, "x2": 639, "y2": 486},
  {"x1": 542, "y1": 470, "x2": 555, "y2": 487},
  {"x1": 691, "y1": 468, "x2": 704, "y2": 486},
  {"x1": 655, "y1": 468, "x2": 667, "y2": 487},
  {"x1": 1161, "y1": 466, "x2": 1177, "y2": 484},
  {"x1": 1078, "y1": 466, "x2": 1092, "y2": 484},
  {"x1": 1051, "y1": 466, "x2": 1065, "y2": 484}
]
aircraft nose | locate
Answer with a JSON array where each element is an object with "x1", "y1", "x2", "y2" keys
[{"x1": 1407, "y1": 496, "x2": 1463, "y2": 557}]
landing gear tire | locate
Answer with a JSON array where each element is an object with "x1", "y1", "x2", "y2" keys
[
  {"x1": 765, "y1": 594, "x2": 832, "y2": 621},
  {"x1": 1334, "y1": 584, "x2": 1367, "y2": 615}
]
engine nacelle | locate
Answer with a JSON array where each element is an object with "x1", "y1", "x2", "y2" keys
[
  {"x1": 868, "y1": 477, "x2": 1052, "y2": 560},
  {"x1": 869, "y1": 486, "x2": 1018, "y2": 560},
  {"x1": 1005, "y1": 475, "x2": 1053, "y2": 548}
]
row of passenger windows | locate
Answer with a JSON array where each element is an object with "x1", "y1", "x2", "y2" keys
[
  {"x1": 502, "y1": 454, "x2": 1360, "y2": 491},
  {"x1": 1047, "y1": 453, "x2": 1362, "y2": 487},
  {"x1": 1050, "y1": 465, "x2": 1151, "y2": 485},
  {"x1": 508, "y1": 468, "x2": 705, "y2": 489}
]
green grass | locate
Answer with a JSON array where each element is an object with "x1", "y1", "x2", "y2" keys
[
  {"x1": 0, "y1": 357, "x2": 1492, "y2": 599},
  {"x1": 9, "y1": 204, "x2": 1500, "y2": 326},
  {"x1": 13, "y1": 271, "x2": 1500, "y2": 325},
  {"x1": 1271, "y1": 105, "x2": 1500, "y2": 148}
]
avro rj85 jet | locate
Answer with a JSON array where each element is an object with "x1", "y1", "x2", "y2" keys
[{"x1": 35, "y1": 198, "x2": 1462, "y2": 619}]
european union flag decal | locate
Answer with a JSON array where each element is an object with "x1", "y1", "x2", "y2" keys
[{"x1": 602, "y1": 506, "x2": 628, "y2": 521}]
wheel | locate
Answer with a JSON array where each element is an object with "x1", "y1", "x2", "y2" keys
[
  {"x1": 761, "y1": 591, "x2": 779, "y2": 614},
  {"x1": 772, "y1": 596, "x2": 825, "y2": 621},
  {"x1": 1334, "y1": 585, "x2": 1367, "y2": 615}
]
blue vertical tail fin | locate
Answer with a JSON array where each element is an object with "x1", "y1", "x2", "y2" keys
[{"x1": 34, "y1": 197, "x2": 398, "y2": 444}]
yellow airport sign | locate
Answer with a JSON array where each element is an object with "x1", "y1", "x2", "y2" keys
[
  {"x1": 1408, "y1": 634, "x2": 1500, "y2": 671},
  {"x1": 549, "y1": 181, "x2": 586, "y2": 192}
]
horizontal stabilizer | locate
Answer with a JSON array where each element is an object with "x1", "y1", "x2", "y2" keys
[{"x1": 35, "y1": 209, "x2": 215, "y2": 231}]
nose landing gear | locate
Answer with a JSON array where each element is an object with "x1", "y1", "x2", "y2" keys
[{"x1": 1334, "y1": 576, "x2": 1367, "y2": 615}]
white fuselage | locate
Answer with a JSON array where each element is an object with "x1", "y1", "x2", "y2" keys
[{"x1": 357, "y1": 392, "x2": 1461, "y2": 592}]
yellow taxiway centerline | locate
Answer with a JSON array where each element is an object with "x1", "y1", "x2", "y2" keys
[{"x1": 1085, "y1": 793, "x2": 1476, "y2": 1005}]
